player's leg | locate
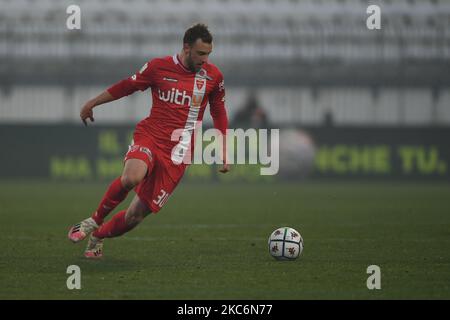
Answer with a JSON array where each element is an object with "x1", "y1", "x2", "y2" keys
[
  {"x1": 84, "y1": 195, "x2": 151, "y2": 258},
  {"x1": 92, "y1": 194, "x2": 151, "y2": 239},
  {"x1": 123, "y1": 193, "x2": 153, "y2": 228},
  {"x1": 68, "y1": 158, "x2": 148, "y2": 243},
  {"x1": 91, "y1": 159, "x2": 148, "y2": 225},
  {"x1": 83, "y1": 159, "x2": 184, "y2": 259}
]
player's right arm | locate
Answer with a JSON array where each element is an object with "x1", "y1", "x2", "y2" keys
[
  {"x1": 80, "y1": 90, "x2": 115, "y2": 126},
  {"x1": 80, "y1": 60, "x2": 156, "y2": 126}
]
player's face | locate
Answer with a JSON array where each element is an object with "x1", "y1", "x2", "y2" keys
[{"x1": 184, "y1": 39, "x2": 213, "y2": 72}]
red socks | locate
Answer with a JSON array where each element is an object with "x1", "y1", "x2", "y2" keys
[
  {"x1": 90, "y1": 177, "x2": 140, "y2": 239},
  {"x1": 92, "y1": 210, "x2": 136, "y2": 239},
  {"x1": 91, "y1": 177, "x2": 129, "y2": 225}
]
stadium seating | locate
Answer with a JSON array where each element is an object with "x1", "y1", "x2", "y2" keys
[
  {"x1": 0, "y1": 0, "x2": 449, "y2": 125},
  {"x1": 1, "y1": 0, "x2": 449, "y2": 61}
]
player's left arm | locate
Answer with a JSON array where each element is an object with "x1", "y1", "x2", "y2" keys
[{"x1": 209, "y1": 71, "x2": 229, "y2": 173}]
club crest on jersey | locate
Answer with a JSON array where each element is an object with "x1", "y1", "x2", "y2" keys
[{"x1": 196, "y1": 79, "x2": 205, "y2": 91}]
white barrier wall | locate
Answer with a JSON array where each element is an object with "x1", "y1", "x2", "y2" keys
[{"x1": 0, "y1": 86, "x2": 449, "y2": 126}]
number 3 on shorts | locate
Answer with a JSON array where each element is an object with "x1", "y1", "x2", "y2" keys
[{"x1": 153, "y1": 189, "x2": 170, "y2": 208}]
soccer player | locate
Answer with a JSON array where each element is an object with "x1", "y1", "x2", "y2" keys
[{"x1": 68, "y1": 24, "x2": 229, "y2": 258}]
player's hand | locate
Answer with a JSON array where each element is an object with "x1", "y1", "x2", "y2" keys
[
  {"x1": 219, "y1": 163, "x2": 230, "y2": 174},
  {"x1": 80, "y1": 100, "x2": 96, "y2": 126}
]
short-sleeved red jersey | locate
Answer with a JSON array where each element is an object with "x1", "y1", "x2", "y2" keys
[{"x1": 107, "y1": 54, "x2": 228, "y2": 171}]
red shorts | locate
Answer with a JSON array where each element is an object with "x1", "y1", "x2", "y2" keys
[{"x1": 124, "y1": 133, "x2": 185, "y2": 213}]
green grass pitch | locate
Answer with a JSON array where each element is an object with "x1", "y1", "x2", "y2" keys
[{"x1": 0, "y1": 180, "x2": 449, "y2": 299}]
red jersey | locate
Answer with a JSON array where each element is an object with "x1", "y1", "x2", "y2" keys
[{"x1": 107, "y1": 54, "x2": 228, "y2": 169}]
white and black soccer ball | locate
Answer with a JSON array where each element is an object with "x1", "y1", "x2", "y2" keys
[{"x1": 268, "y1": 227, "x2": 304, "y2": 260}]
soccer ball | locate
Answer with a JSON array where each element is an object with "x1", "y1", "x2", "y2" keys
[{"x1": 268, "y1": 227, "x2": 304, "y2": 260}]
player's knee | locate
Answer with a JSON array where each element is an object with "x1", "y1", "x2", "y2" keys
[
  {"x1": 120, "y1": 174, "x2": 143, "y2": 190},
  {"x1": 125, "y1": 211, "x2": 147, "y2": 226}
]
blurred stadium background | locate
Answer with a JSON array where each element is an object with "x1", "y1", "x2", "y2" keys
[
  {"x1": 1, "y1": 0, "x2": 450, "y2": 300},
  {"x1": 1, "y1": 0, "x2": 449, "y2": 181}
]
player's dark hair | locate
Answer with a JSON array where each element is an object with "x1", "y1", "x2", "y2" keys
[{"x1": 183, "y1": 23, "x2": 213, "y2": 46}]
